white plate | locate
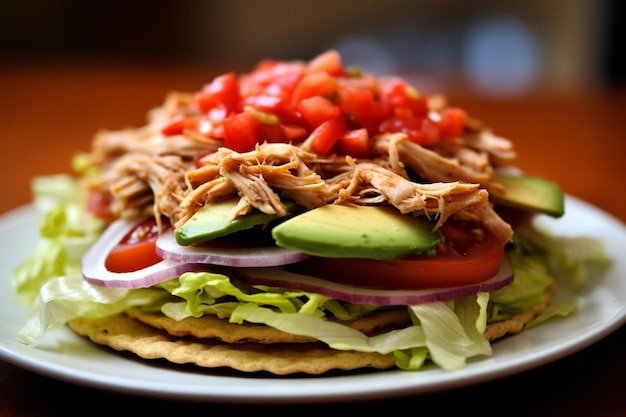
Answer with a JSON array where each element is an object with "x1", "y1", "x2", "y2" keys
[{"x1": 0, "y1": 196, "x2": 624, "y2": 404}]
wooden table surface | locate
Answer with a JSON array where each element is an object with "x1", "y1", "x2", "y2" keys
[{"x1": 0, "y1": 60, "x2": 624, "y2": 415}]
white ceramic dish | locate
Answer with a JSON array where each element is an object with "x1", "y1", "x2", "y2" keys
[{"x1": 0, "y1": 196, "x2": 624, "y2": 404}]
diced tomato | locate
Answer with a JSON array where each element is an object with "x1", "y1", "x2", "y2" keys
[
  {"x1": 258, "y1": 124, "x2": 283, "y2": 143},
  {"x1": 340, "y1": 74, "x2": 379, "y2": 92},
  {"x1": 85, "y1": 192, "x2": 115, "y2": 222},
  {"x1": 291, "y1": 72, "x2": 339, "y2": 104},
  {"x1": 379, "y1": 77, "x2": 429, "y2": 119},
  {"x1": 338, "y1": 86, "x2": 377, "y2": 131},
  {"x1": 305, "y1": 49, "x2": 344, "y2": 76},
  {"x1": 335, "y1": 128, "x2": 370, "y2": 157},
  {"x1": 263, "y1": 63, "x2": 304, "y2": 91},
  {"x1": 240, "y1": 61, "x2": 304, "y2": 96},
  {"x1": 295, "y1": 221, "x2": 505, "y2": 290},
  {"x1": 195, "y1": 72, "x2": 241, "y2": 114},
  {"x1": 438, "y1": 107, "x2": 468, "y2": 139},
  {"x1": 159, "y1": 50, "x2": 470, "y2": 154},
  {"x1": 297, "y1": 96, "x2": 341, "y2": 128},
  {"x1": 105, "y1": 217, "x2": 167, "y2": 273},
  {"x1": 259, "y1": 123, "x2": 309, "y2": 143},
  {"x1": 380, "y1": 108, "x2": 440, "y2": 146},
  {"x1": 309, "y1": 116, "x2": 347, "y2": 156},
  {"x1": 280, "y1": 123, "x2": 308, "y2": 142},
  {"x1": 161, "y1": 114, "x2": 197, "y2": 136},
  {"x1": 242, "y1": 94, "x2": 282, "y2": 111},
  {"x1": 243, "y1": 94, "x2": 300, "y2": 125},
  {"x1": 222, "y1": 112, "x2": 261, "y2": 152}
]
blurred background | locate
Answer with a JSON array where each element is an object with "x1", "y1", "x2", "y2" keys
[
  {"x1": 1, "y1": 0, "x2": 625, "y2": 217},
  {"x1": 1, "y1": 0, "x2": 624, "y2": 94}
]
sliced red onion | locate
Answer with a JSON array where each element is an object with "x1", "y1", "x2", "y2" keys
[
  {"x1": 155, "y1": 228, "x2": 310, "y2": 267},
  {"x1": 82, "y1": 216, "x2": 204, "y2": 289},
  {"x1": 234, "y1": 258, "x2": 514, "y2": 306},
  {"x1": 83, "y1": 259, "x2": 205, "y2": 289}
]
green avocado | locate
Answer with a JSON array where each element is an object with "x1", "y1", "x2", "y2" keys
[
  {"x1": 175, "y1": 198, "x2": 303, "y2": 246},
  {"x1": 271, "y1": 204, "x2": 443, "y2": 259},
  {"x1": 490, "y1": 173, "x2": 565, "y2": 217}
]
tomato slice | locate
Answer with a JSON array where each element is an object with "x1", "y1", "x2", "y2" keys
[
  {"x1": 291, "y1": 221, "x2": 505, "y2": 290},
  {"x1": 105, "y1": 217, "x2": 167, "y2": 273}
]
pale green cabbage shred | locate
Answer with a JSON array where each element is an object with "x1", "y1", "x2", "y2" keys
[{"x1": 12, "y1": 174, "x2": 611, "y2": 372}]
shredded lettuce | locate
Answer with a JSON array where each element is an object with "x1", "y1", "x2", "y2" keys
[
  {"x1": 12, "y1": 175, "x2": 104, "y2": 307},
  {"x1": 488, "y1": 220, "x2": 610, "y2": 323},
  {"x1": 231, "y1": 303, "x2": 426, "y2": 354},
  {"x1": 407, "y1": 293, "x2": 492, "y2": 371},
  {"x1": 514, "y1": 221, "x2": 611, "y2": 289},
  {"x1": 525, "y1": 300, "x2": 578, "y2": 329},
  {"x1": 161, "y1": 271, "x2": 330, "y2": 319},
  {"x1": 18, "y1": 274, "x2": 168, "y2": 344}
]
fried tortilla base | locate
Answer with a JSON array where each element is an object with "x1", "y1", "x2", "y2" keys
[
  {"x1": 67, "y1": 284, "x2": 556, "y2": 375},
  {"x1": 67, "y1": 314, "x2": 396, "y2": 375}
]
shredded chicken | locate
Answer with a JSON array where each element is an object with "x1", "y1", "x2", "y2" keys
[
  {"x1": 176, "y1": 143, "x2": 333, "y2": 227},
  {"x1": 332, "y1": 162, "x2": 512, "y2": 242},
  {"x1": 373, "y1": 133, "x2": 495, "y2": 186},
  {"x1": 85, "y1": 88, "x2": 518, "y2": 245},
  {"x1": 87, "y1": 153, "x2": 191, "y2": 227}
]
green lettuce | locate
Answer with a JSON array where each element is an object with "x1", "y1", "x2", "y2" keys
[
  {"x1": 18, "y1": 274, "x2": 168, "y2": 344},
  {"x1": 514, "y1": 221, "x2": 611, "y2": 289},
  {"x1": 12, "y1": 175, "x2": 105, "y2": 307},
  {"x1": 488, "y1": 221, "x2": 610, "y2": 323}
]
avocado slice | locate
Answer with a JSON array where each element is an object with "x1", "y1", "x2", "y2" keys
[
  {"x1": 175, "y1": 198, "x2": 303, "y2": 246},
  {"x1": 271, "y1": 204, "x2": 443, "y2": 259},
  {"x1": 490, "y1": 173, "x2": 565, "y2": 217}
]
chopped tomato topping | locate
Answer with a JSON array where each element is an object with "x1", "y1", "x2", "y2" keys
[
  {"x1": 161, "y1": 114, "x2": 198, "y2": 136},
  {"x1": 195, "y1": 72, "x2": 241, "y2": 114},
  {"x1": 291, "y1": 72, "x2": 339, "y2": 104},
  {"x1": 438, "y1": 107, "x2": 468, "y2": 139},
  {"x1": 305, "y1": 49, "x2": 345, "y2": 76},
  {"x1": 297, "y1": 96, "x2": 341, "y2": 128},
  {"x1": 380, "y1": 109, "x2": 441, "y2": 146},
  {"x1": 335, "y1": 128, "x2": 370, "y2": 157},
  {"x1": 161, "y1": 49, "x2": 471, "y2": 155},
  {"x1": 222, "y1": 112, "x2": 261, "y2": 152},
  {"x1": 309, "y1": 116, "x2": 348, "y2": 156}
]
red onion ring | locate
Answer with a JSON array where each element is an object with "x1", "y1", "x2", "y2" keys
[{"x1": 81, "y1": 216, "x2": 204, "y2": 288}]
